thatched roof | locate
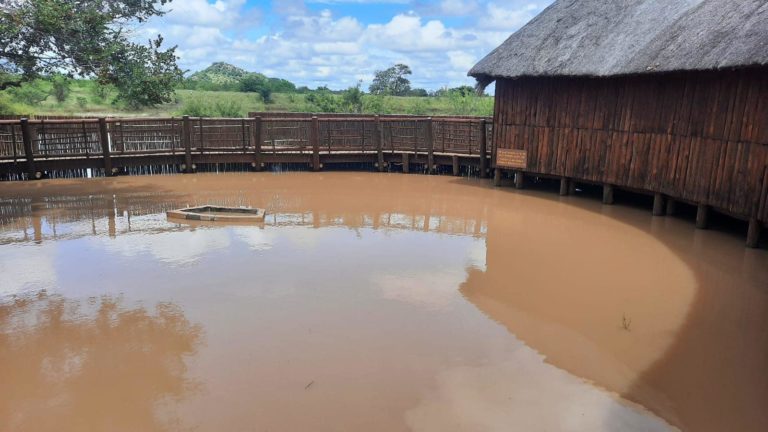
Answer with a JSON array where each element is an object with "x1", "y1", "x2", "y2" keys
[{"x1": 469, "y1": 0, "x2": 768, "y2": 86}]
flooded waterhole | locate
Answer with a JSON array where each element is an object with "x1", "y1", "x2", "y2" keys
[{"x1": 0, "y1": 172, "x2": 766, "y2": 432}]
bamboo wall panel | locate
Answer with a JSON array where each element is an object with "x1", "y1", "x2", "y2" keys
[{"x1": 493, "y1": 69, "x2": 768, "y2": 222}]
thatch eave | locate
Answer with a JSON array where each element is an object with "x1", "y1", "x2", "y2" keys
[{"x1": 469, "y1": 0, "x2": 768, "y2": 86}]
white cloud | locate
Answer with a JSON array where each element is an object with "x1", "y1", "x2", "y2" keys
[{"x1": 131, "y1": 0, "x2": 550, "y2": 90}]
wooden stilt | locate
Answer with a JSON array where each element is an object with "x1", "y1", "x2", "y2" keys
[
  {"x1": 746, "y1": 218, "x2": 761, "y2": 248},
  {"x1": 402, "y1": 153, "x2": 410, "y2": 174},
  {"x1": 696, "y1": 204, "x2": 709, "y2": 229},
  {"x1": 493, "y1": 168, "x2": 502, "y2": 187},
  {"x1": 653, "y1": 193, "x2": 665, "y2": 216},
  {"x1": 666, "y1": 198, "x2": 676, "y2": 216},
  {"x1": 559, "y1": 178, "x2": 569, "y2": 196},
  {"x1": 602, "y1": 184, "x2": 614, "y2": 205},
  {"x1": 515, "y1": 171, "x2": 524, "y2": 189},
  {"x1": 452, "y1": 155, "x2": 460, "y2": 176}
]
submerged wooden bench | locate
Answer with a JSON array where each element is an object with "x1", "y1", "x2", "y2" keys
[{"x1": 167, "y1": 205, "x2": 266, "y2": 222}]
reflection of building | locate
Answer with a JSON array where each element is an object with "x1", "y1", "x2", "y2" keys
[
  {"x1": 471, "y1": 0, "x2": 767, "y2": 245},
  {"x1": 460, "y1": 192, "x2": 768, "y2": 432}
]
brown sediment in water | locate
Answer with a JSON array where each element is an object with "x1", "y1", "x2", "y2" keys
[{"x1": 0, "y1": 172, "x2": 766, "y2": 431}]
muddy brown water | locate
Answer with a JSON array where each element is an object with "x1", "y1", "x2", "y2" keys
[{"x1": 0, "y1": 172, "x2": 766, "y2": 432}]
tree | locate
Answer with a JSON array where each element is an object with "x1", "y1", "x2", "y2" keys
[
  {"x1": 239, "y1": 73, "x2": 272, "y2": 103},
  {"x1": 0, "y1": 0, "x2": 182, "y2": 107},
  {"x1": 305, "y1": 88, "x2": 339, "y2": 113},
  {"x1": 50, "y1": 74, "x2": 71, "y2": 103},
  {"x1": 369, "y1": 64, "x2": 412, "y2": 96},
  {"x1": 340, "y1": 82, "x2": 364, "y2": 113}
]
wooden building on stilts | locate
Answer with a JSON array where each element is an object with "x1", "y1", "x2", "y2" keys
[{"x1": 470, "y1": 0, "x2": 768, "y2": 247}]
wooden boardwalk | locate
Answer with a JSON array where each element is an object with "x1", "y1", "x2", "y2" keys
[
  {"x1": 0, "y1": 109, "x2": 764, "y2": 247},
  {"x1": 0, "y1": 115, "x2": 491, "y2": 179}
]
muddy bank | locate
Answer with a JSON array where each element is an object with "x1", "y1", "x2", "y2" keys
[{"x1": 0, "y1": 172, "x2": 766, "y2": 431}]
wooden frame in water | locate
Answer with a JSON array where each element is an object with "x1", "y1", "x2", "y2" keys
[{"x1": 167, "y1": 205, "x2": 266, "y2": 222}]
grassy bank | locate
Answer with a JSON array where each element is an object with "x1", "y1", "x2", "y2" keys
[{"x1": 1, "y1": 80, "x2": 494, "y2": 118}]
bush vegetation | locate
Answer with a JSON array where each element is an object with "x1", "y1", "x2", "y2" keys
[{"x1": 0, "y1": 63, "x2": 494, "y2": 118}]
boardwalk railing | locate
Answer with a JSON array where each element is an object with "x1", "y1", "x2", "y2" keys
[{"x1": 0, "y1": 114, "x2": 493, "y2": 179}]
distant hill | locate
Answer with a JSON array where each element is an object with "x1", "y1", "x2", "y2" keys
[
  {"x1": 184, "y1": 63, "x2": 294, "y2": 93},
  {"x1": 187, "y1": 62, "x2": 261, "y2": 85}
]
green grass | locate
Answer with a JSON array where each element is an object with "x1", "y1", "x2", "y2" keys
[{"x1": 2, "y1": 80, "x2": 494, "y2": 118}]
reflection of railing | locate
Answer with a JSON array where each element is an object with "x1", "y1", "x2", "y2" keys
[{"x1": 0, "y1": 114, "x2": 493, "y2": 179}]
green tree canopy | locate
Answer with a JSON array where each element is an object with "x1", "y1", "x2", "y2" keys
[
  {"x1": 0, "y1": 0, "x2": 182, "y2": 107},
  {"x1": 239, "y1": 73, "x2": 272, "y2": 103},
  {"x1": 369, "y1": 64, "x2": 412, "y2": 96}
]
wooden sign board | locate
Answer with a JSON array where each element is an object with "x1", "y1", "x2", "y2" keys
[{"x1": 497, "y1": 148, "x2": 528, "y2": 169}]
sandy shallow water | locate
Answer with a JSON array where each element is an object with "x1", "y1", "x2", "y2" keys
[{"x1": 0, "y1": 172, "x2": 766, "y2": 432}]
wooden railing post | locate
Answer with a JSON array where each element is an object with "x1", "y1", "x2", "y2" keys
[
  {"x1": 98, "y1": 118, "x2": 113, "y2": 176},
  {"x1": 602, "y1": 184, "x2": 614, "y2": 204},
  {"x1": 241, "y1": 119, "x2": 248, "y2": 153},
  {"x1": 479, "y1": 119, "x2": 489, "y2": 178},
  {"x1": 182, "y1": 115, "x2": 193, "y2": 173},
  {"x1": 311, "y1": 116, "x2": 320, "y2": 171},
  {"x1": 426, "y1": 118, "x2": 434, "y2": 174},
  {"x1": 252, "y1": 117, "x2": 262, "y2": 171},
  {"x1": 653, "y1": 193, "x2": 665, "y2": 216},
  {"x1": 20, "y1": 118, "x2": 37, "y2": 180},
  {"x1": 746, "y1": 218, "x2": 761, "y2": 248},
  {"x1": 376, "y1": 115, "x2": 385, "y2": 172}
]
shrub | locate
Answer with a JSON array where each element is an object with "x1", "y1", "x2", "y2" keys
[
  {"x1": 8, "y1": 83, "x2": 49, "y2": 106},
  {"x1": 213, "y1": 100, "x2": 244, "y2": 117},
  {"x1": 406, "y1": 99, "x2": 429, "y2": 115},
  {"x1": 91, "y1": 83, "x2": 112, "y2": 102},
  {"x1": 51, "y1": 75, "x2": 71, "y2": 103},
  {"x1": 177, "y1": 98, "x2": 244, "y2": 117},
  {"x1": 0, "y1": 93, "x2": 30, "y2": 115},
  {"x1": 305, "y1": 90, "x2": 339, "y2": 113},
  {"x1": 340, "y1": 84, "x2": 364, "y2": 114},
  {"x1": 76, "y1": 97, "x2": 88, "y2": 109}
]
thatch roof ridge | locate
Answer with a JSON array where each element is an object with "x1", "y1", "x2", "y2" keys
[{"x1": 469, "y1": 0, "x2": 768, "y2": 84}]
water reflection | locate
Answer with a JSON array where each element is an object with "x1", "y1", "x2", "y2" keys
[
  {"x1": 0, "y1": 292, "x2": 203, "y2": 432},
  {"x1": 0, "y1": 173, "x2": 765, "y2": 431}
]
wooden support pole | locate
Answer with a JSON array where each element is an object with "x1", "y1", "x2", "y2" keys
[
  {"x1": 493, "y1": 168, "x2": 502, "y2": 187},
  {"x1": 20, "y1": 118, "x2": 36, "y2": 180},
  {"x1": 426, "y1": 118, "x2": 434, "y2": 174},
  {"x1": 251, "y1": 117, "x2": 262, "y2": 171},
  {"x1": 515, "y1": 171, "x2": 524, "y2": 189},
  {"x1": 402, "y1": 152, "x2": 410, "y2": 174},
  {"x1": 746, "y1": 218, "x2": 761, "y2": 248},
  {"x1": 98, "y1": 118, "x2": 113, "y2": 176},
  {"x1": 653, "y1": 193, "x2": 665, "y2": 216},
  {"x1": 479, "y1": 119, "x2": 489, "y2": 178},
  {"x1": 559, "y1": 178, "x2": 569, "y2": 196},
  {"x1": 182, "y1": 115, "x2": 193, "y2": 173},
  {"x1": 452, "y1": 155, "x2": 460, "y2": 176},
  {"x1": 602, "y1": 184, "x2": 614, "y2": 205},
  {"x1": 666, "y1": 198, "x2": 676, "y2": 216},
  {"x1": 311, "y1": 116, "x2": 320, "y2": 171},
  {"x1": 696, "y1": 204, "x2": 709, "y2": 229},
  {"x1": 376, "y1": 115, "x2": 385, "y2": 172}
]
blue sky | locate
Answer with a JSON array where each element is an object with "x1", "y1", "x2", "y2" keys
[{"x1": 135, "y1": 0, "x2": 553, "y2": 90}]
